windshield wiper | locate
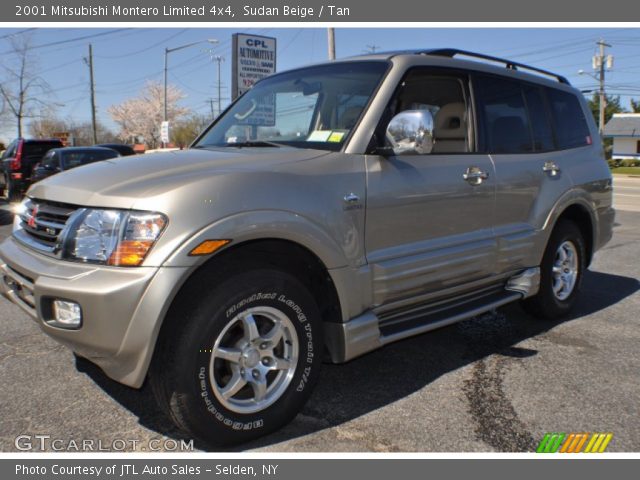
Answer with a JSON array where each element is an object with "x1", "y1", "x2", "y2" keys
[{"x1": 224, "y1": 140, "x2": 283, "y2": 148}]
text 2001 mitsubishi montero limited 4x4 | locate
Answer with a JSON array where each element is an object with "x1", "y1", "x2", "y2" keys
[{"x1": 0, "y1": 49, "x2": 614, "y2": 446}]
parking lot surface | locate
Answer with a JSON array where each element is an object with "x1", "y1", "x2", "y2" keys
[{"x1": 0, "y1": 176, "x2": 638, "y2": 452}]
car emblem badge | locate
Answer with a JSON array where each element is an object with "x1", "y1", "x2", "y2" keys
[{"x1": 27, "y1": 205, "x2": 38, "y2": 228}]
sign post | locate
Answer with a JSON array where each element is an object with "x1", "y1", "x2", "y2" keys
[
  {"x1": 160, "y1": 121, "x2": 170, "y2": 146},
  {"x1": 231, "y1": 33, "x2": 277, "y2": 100}
]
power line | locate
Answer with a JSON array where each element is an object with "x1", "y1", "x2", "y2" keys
[
  {"x1": 95, "y1": 29, "x2": 189, "y2": 59},
  {"x1": 0, "y1": 28, "x2": 36, "y2": 40},
  {"x1": 0, "y1": 29, "x2": 131, "y2": 55},
  {"x1": 279, "y1": 29, "x2": 304, "y2": 55},
  {"x1": 39, "y1": 58, "x2": 84, "y2": 75}
]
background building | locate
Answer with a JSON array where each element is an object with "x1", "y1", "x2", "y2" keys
[{"x1": 604, "y1": 113, "x2": 640, "y2": 161}]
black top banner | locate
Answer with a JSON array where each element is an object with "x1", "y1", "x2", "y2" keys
[{"x1": 7, "y1": 0, "x2": 640, "y2": 22}]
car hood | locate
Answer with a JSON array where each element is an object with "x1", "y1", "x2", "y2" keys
[{"x1": 27, "y1": 147, "x2": 330, "y2": 209}]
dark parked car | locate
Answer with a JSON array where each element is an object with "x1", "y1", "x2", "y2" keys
[
  {"x1": 0, "y1": 138, "x2": 64, "y2": 201},
  {"x1": 32, "y1": 147, "x2": 120, "y2": 183},
  {"x1": 95, "y1": 143, "x2": 136, "y2": 156}
]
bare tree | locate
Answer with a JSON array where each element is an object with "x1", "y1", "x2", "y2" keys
[
  {"x1": 0, "y1": 35, "x2": 51, "y2": 138},
  {"x1": 108, "y1": 81, "x2": 189, "y2": 149},
  {"x1": 29, "y1": 114, "x2": 119, "y2": 146}
]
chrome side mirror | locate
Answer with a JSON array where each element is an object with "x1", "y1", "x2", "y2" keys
[{"x1": 385, "y1": 110, "x2": 434, "y2": 155}]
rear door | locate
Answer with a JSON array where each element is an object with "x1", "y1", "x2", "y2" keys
[
  {"x1": 473, "y1": 75, "x2": 578, "y2": 274},
  {"x1": 365, "y1": 69, "x2": 497, "y2": 307}
]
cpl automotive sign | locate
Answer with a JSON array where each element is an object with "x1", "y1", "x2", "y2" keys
[{"x1": 232, "y1": 33, "x2": 277, "y2": 99}]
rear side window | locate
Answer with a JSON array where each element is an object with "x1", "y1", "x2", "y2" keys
[
  {"x1": 475, "y1": 76, "x2": 532, "y2": 154},
  {"x1": 523, "y1": 85, "x2": 555, "y2": 152},
  {"x1": 546, "y1": 89, "x2": 591, "y2": 149},
  {"x1": 63, "y1": 150, "x2": 116, "y2": 169},
  {"x1": 24, "y1": 142, "x2": 63, "y2": 157}
]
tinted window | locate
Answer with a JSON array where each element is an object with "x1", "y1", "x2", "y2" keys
[
  {"x1": 62, "y1": 150, "x2": 117, "y2": 169},
  {"x1": 523, "y1": 85, "x2": 555, "y2": 151},
  {"x1": 42, "y1": 151, "x2": 59, "y2": 169},
  {"x1": 23, "y1": 142, "x2": 62, "y2": 157},
  {"x1": 546, "y1": 88, "x2": 591, "y2": 149},
  {"x1": 475, "y1": 76, "x2": 532, "y2": 154}
]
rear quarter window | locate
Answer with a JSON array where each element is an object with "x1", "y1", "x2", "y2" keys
[{"x1": 546, "y1": 88, "x2": 591, "y2": 149}]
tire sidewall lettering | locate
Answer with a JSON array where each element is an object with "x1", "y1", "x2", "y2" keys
[{"x1": 196, "y1": 289, "x2": 317, "y2": 430}]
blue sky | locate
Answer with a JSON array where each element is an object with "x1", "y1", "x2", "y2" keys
[{"x1": 1, "y1": 27, "x2": 639, "y2": 142}]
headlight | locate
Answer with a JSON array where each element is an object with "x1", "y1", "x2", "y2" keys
[
  {"x1": 65, "y1": 209, "x2": 167, "y2": 267},
  {"x1": 12, "y1": 198, "x2": 29, "y2": 233}
]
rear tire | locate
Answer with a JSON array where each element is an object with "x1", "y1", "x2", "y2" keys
[
  {"x1": 150, "y1": 268, "x2": 323, "y2": 447},
  {"x1": 522, "y1": 220, "x2": 586, "y2": 319}
]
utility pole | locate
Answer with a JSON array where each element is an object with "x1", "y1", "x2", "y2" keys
[
  {"x1": 163, "y1": 46, "x2": 169, "y2": 130},
  {"x1": 163, "y1": 39, "x2": 218, "y2": 147},
  {"x1": 209, "y1": 99, "x2": 215, "y2": 119},
  {"x1": 364, "y1": 44, "x2": 380, "y2": 54},
  {"x1": 213, "y1": 55, "x2": 225, "y2": 117},
  {"x1": 594, "y1": 39, "x2": 613, "y2": 135},
  {"x1": 327, "y1": 28, "x2": 336, "y2": 60},
  {"x1": 84, "y1": 44, "x2": 98, "y2": 144}
]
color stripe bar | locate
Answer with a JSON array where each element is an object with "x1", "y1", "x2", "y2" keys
[
  {"x1": 537, "y1": 433, "x2": 552, "y2": 453},
  {"x1": 598, "y1": 433, "x2": 613, "y2": 453},
  {"x1": 560, "y1": 433, "x2": 575, "y2": 453},
  {"x1": 538, "y1": 432, "x2": 613, "y2": 453},
  {"x1": 548, "y1": 433, "x2": 566, "y2": 453},
  {"x1": 573, "y1": 433, "x2": 589, "y2": 453},
  {"x1": 584, "y1": 433, "x2": 600, "y2": 453}
]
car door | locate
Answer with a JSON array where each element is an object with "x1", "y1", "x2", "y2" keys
[
  {"x1": 34, "y1": 151, "x2": 60, "y2": 181},
  {"x1": 473, "y1": 75, "x2": 574, "y2": 275},
  {"x1": 365, "y1": 69, "x2": 497, "y2": 308}
]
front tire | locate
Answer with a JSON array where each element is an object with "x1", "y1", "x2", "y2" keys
[
  {"x1": 151, "y1": 268, "x2": 323, "y2": 447},
  {"x1": 522, "y1": 220, "x2": 586, "y2": 319}
]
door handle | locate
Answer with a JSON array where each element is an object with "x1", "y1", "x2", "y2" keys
[
  {"x1": 543, "y1": 161, "x2": 561, "y2": 176},
  {"x1": 463, "y1": 166, "x2": 489, "y2": 186},
  {"x1": 343, "y1": 193, "x2": 360, "y2": 204}
]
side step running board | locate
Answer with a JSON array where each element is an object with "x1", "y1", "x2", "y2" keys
[
  {"x1": 379, "y1": 288, "x2": 520, "y2": 345},
  {"x1": 324, "y1": 276, "x2": 535, "y2": 364}
]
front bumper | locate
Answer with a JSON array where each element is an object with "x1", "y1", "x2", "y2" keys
[{"x1": 0, "y1": 236, "x2": 189, "y2": 387}]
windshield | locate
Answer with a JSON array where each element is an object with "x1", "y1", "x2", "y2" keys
[{"x1": 194, "y1": 61, "x2": 389, "y2": 151}]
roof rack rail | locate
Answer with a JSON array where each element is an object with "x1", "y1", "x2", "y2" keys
[{"x1": 423, "y1": 48, "x2": 570, "y2": 85}]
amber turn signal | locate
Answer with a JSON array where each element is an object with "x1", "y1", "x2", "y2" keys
[
  {"x1": 189, "y1": 239, "x2": 231, "y2": 256},
  {"x1": 108, "y1": 240, "x2": 155, "y2": 267}
]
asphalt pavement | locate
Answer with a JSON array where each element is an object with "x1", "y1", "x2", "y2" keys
[
  {"x1": 613, "y1": 175, "x2": 640, "y2": 213},
  {"x1": 0, "y1": 176, "x2": 638, "y2": 452}
]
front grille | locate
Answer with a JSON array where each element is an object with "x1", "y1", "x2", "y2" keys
[{"x1": 16, "y1": 198, "x2": 78, "y2": 253}]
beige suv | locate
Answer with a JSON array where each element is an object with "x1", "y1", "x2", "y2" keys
[{"x1": 0, "y1": 49, "x2": 614, "y2": 446}]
